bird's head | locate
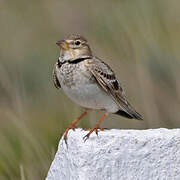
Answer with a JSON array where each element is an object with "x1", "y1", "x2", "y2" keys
[{"x1": 56, "y1": 34, "x2": 92, "y2": 62}]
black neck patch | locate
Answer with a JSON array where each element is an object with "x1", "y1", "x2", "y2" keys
[
  {"x1": 57, "y1": 56, "x2": 91, "y2": 67},
  {"x1": 68, "y1": 57, "x2": 91, "y2": 64},
  {"x1": 57, "y1": 59, "x2": 63, "y2": 68}
]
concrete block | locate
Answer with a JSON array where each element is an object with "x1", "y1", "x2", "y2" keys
[{"x1": 46, "y1": 128, "x2": 180, "y2": 180}]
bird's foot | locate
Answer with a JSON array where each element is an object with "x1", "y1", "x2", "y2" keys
[
  {"x1": 63, "y1": 124, "x2": 77, "y2": 145},
  {"x1": 83, "y1": 127, "x2": 104, "y2": 142},
  {"x1": 63, "y1": 110, "x2": 90, "y2": 145}
]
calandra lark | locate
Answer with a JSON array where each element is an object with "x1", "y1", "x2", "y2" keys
[{"x1": 53, "y1": 34, "x2": 143, "y2": 143}]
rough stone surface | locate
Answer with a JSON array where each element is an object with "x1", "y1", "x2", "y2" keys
[{"x1": 46, "y1": 128, "x2": 180, "y2": 180}]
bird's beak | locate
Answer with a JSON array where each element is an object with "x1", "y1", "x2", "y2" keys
[{"x1": 56, "y1": 40, "x2": 69, "y2": 50}]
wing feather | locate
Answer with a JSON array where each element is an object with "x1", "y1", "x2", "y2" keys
[
  {"x1": 88, "y1": 57, "x2": 143, "y2": 120},
  {"x1": 52, "y1": 63, "x2": 61, "y2": 89}
]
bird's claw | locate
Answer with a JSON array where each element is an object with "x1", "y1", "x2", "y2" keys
[
  {"x1": 83, "y1": 134, "x2": 89, "y2": 142},
  {"x1": 63, "y1": 135, "x2": 68, "y2": 147},
  {"x1": 63, "y1": 125, "x2": 77, "y2": 146},
  {"x1": 83, "y1": 128, "x2": 100, "y2": 142},
  {"x1": 72, "y1": 125, "x2": 77, "y2": 131},
  {"x1": 95, "y1": 128, "x2": 99, "y2": 136}
]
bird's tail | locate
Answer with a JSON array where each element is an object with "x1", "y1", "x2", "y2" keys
[
  {"x1": 109, "y1": 89, "x2": 143, "y2": 120},
  {"x1": 115, "y1": 108, "x2": 143, "y2": 120}
]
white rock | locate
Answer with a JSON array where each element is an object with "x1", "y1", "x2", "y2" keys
[{"x1": 46, "y1": 128, "x2": 180, "y2": 180}]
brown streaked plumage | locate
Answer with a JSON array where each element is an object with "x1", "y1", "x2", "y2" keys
[
  {"x1": 53, "y1": 34, "x2": 143, "y2": 144},
  {"x1": 52, "y1": 62, "x2": 61, "y2": 89}
]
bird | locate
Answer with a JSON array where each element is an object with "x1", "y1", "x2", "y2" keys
[{"x1": 53, "y1": 34, "x2": 143, "y2": 143}]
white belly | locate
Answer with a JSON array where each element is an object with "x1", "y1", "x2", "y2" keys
[{"x1": 62, "y1": 81, "x2": 119, "y2": 113}]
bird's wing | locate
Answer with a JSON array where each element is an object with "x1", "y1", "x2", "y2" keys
[
  {"x1": 88, "y1": 57, "x2": 142, "y2": 120},
  {"x1": 52, "y1": 62, "x2": 61, "y2": 89}
]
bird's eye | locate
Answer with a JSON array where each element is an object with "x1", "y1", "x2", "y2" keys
[{"x1": 75, "y1": 40, "x2": 81, "y2": 46}]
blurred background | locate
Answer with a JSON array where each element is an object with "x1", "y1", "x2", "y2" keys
[{"x1": 0, "y1": 0, "x2": 180, "y2": 179}]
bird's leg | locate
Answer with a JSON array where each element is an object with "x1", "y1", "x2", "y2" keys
[
  {"x1": 83, "y1": 113, "x2": 107, "y2": 142},
  {"x1": 64, "y1": 109, "x2": 91, "y2": 144}
]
